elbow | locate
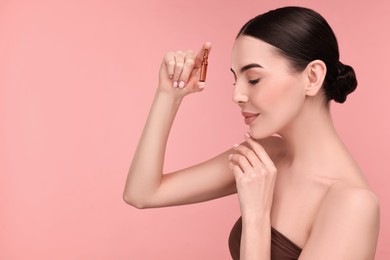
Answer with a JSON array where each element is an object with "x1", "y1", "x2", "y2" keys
[{"x1": 122, "y1": 191, "x2": 149, "y2": 209}]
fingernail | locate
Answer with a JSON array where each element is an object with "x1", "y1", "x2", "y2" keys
[
  {"x1": 178, "y1": 81, "x2": 185, "y2": 88},
  {"x1": 233, "y1": 144, "x2": 239, "y2": 148},
  {"x1": 198, "y1": 84, "x2": 206, "y2": 89},
  {"x1": 245, "y1": 132, "x2": 251, "y2": 138},
  {"x1": 173, "y1": 81, "x2": 178, "y2": 88},
  {"x1": 228, "y1": 154, "x2": 233, "y2": 160}
]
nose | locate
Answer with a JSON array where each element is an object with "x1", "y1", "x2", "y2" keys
[{"x1": 232, "y1": 82, "x2": 249, "y2": 104}]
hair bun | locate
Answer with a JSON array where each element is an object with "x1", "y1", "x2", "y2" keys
[{"x1": 330, "y1": 61, "x2": 358, "y2": 103}]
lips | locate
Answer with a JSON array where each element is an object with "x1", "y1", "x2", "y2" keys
[{"x1": 242, "y1": 111, "x2": 260, "y2": 125}]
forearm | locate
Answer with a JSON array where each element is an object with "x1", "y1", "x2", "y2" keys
[
  {"x1": 123, "y1": 90, "x2": 183, "y2": 208},
  {"x1": 240, "y1": 214, "x2": 271, "y2": 260}
]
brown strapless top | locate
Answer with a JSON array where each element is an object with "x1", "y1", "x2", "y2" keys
[{"x1": 229, "y1": 217, "x2": 302, "y2": 260}]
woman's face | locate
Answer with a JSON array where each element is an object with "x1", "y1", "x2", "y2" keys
[{"x1": 231, "y1": 36, "x2": 308, "y2": 139}]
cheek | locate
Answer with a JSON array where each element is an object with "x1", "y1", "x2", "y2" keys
[
  {"x1": 273, "y1": 84, "x2": 306, "y2": 128},
  {"x1": 279, "y1": 82, "x2": 305, "y2": 109},
  {"x1": 253, "y1": 79, "x2": 303, "y2": 110},
  {"x1": 254, "y1": 79, "x2": 305, "y2": 125},
  {"x1": 248, "y1": 76, "x2": 306, "y2": 138}
]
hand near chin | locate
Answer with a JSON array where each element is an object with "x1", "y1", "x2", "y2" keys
[
  {"x1": 158, "y1": 42, "x2": 211, "y2": 97},
  {"x1": 229, "y1": 133, "x2": 277, "y2": 218}
]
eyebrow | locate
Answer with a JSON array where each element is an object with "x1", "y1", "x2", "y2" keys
[{"x1": 230, "y1": 63, "x2": 263, "y2": 75}]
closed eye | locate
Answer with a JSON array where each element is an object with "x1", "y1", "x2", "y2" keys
[{"x1": 248, "y1": 79, "x2": 261, "y2": 85}]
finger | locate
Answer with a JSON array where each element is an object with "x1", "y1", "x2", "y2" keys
[
  {"x1": 244, "y1": 133, "x2": 276, "y2": 171},
  {"x1": 178, "y1": 51, "x2": 196, "y2": 88},
  {"x1": 163, "y1": 52, "x2": 176, "y2": 79},
  {"x1": 229, "y1": 162, "x2": 243, "y2": 179},
  {"x1": 194, "y1": 81, "x2": 206, "y2": 90},
  {"x1": 232, "y1": 143, "x2": 263, "y2": 169},
  {"x1": 172, "y1": 51, "x2": 185, "y2": 84},
  {"x1": 228, "y1": 153, "x2": 253, "y2": 173}
]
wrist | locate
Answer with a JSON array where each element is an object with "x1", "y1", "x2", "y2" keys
[
  {"x1": 241, "y1": 212, "x2": 271, "y2": 226},
  {"x1": 155, "y1": 89, "x2": 184, "y2": 105}
]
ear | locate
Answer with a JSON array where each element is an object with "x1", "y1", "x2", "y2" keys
[{"x1": 304, "y1": 60, "x2": 327, "y2": 97}]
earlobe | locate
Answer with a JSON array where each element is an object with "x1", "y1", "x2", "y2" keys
[{"x1": 305, "y1": 60, "x2": 327, "y2": 97}]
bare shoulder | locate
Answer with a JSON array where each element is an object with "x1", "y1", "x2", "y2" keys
[
  {"x1": 299, "y1": 182, "x2": 380, "y2": 259},
  {"x1": 319, "y1": 182, "x2": 380, "y2": 224}
]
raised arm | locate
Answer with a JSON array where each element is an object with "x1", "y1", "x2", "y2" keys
[{"x1": 123, "y1": 42, "x2": 237, "y2": 208}]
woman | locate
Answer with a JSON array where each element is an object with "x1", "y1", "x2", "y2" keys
[{"x1": 123, "y1": 6, "x2": 380, "y2": 259}]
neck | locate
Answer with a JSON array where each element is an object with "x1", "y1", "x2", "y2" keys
[{"x1": 278, "y1": 97, "x2": 346, "y2": 171}]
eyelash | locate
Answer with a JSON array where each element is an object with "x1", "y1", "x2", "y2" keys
[
  {"x1": 232, "y1": 79, "x2": 261, "y2": 86},
  {"x1": 248, "y1": 79, "x2": 260, "y2": 85}
]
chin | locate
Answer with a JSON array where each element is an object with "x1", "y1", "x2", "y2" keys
[{"x1": 248, "y1": 127, "x2": 274, "y2": 140}]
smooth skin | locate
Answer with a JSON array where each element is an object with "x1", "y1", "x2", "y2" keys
[{"x1": 123, "y1": 37, "x2": 380, "y2": 259}]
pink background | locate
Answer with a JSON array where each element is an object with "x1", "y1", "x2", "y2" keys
[{"x1": 1, "y1": 0, "x2": 389, "y2": 259}]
